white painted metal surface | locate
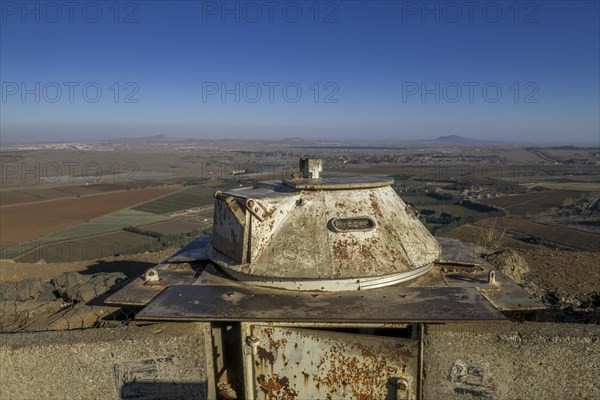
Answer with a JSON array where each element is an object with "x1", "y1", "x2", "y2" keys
[{"x1": 210, "y1": 170, "x2": 442, "y2": 291}]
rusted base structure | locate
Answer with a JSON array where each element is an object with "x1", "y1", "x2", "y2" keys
[
  {"x1": 3, "y1": 321, "x2": 599, "y2": 400},
  {"x1": 107, "y1": 159, "x2": 544, "y2": 399}
]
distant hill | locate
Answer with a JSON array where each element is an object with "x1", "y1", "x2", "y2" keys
[
  {"x1": 427, "y1": 135, "x2": 510, "y2": 146},
  {"x1": 435, "y1": 135, "x2": 475, "y2": 142},
  {"x1": 109, "y1": 135, "x2": 171, "y2": 143}
]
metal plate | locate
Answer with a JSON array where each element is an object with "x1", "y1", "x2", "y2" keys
[
  {"x1": 437, "y1": 237, "x2": 484, "y2": 265},
  {"x1": 282, "y1": 176, "x2": 394, "y2": 190},
  {"x1": 105, "y1": 269, "x2": 200, "y2": 306},
  {"x1": 136, "y1": 285, "x2": 506, "y2": 322},
  {"x1": 479, "y1": 272, "x2": 546, "y2": 311},
  {"x1": 242, "y1": 324, "x2": 419, "y2": 400},
  {"x1": 167, "y1": 237, "x2": 211, "y2": 262}
]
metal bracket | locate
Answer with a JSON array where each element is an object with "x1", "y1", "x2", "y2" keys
[
  {"x1": 246, "y1": 198, "x2": 269, "y2": 222},
  {"x1": 144, "y1": 268, "x2": 159, "y2": 283},
  {"x1": 226, "y1": 197, "x2": 246, "y2": 225},
  {"x1": 244, "y1": 336, "x2": 260, "y2": 356}
]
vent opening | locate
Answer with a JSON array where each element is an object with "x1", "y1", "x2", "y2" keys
[{"x1": 329, "y1": 217, "x2": 376, "y2": 232}]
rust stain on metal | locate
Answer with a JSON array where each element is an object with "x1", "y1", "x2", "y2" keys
[
  {"x1": 313, "y1": 341, "x2": 401, "y2": 400},
  {"x1": 257, "y1": 374, "x2": 298, "y2": 400},
  {"x1": 257, "y1": 346, "x2": 275, "y2": 365},
  {"x1": 263, "y1": 327, "x2": 289, "y2": 351},
  {"x1": 332, "y1": 239, "x2": 351, "y2": 261},
  {"x1": 369, "y1": 193, "x2": 383, "y2": 218}
]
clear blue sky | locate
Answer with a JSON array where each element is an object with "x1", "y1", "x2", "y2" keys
[{"x1": 1, "y1": 0, "x2": 599, "y2": 144}]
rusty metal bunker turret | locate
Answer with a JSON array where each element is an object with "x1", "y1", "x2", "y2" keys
[{"x1": 108, "y1": 158, "x2": 543, "y2": 400}]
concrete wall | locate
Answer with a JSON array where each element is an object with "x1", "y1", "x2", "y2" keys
[
  {"x1": 0, "y1": 322, "x2": 213, "y2": 400},
  {"x1": 1, "y1": 321, "x2": 599, "y2": 400},
  {"x1": 423, "y1": 322, "x2": 600, "y2": 400}
]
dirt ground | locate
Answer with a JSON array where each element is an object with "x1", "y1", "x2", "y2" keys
[
  {"x1": 0, "y1": 248, "x2": 175, "y2": 282},
  {"x1": 517, "y1": 248, "x2": 600, "y2": 298}
]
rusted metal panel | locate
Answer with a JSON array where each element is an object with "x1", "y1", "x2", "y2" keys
[
  {"x1": 136, "y1": 285, "x2": 506, "y2": 322},
  {"x1": 212, "y1": 197, "x2": 248, "y2": 264},
  {"x1": 241, "y1": 323, "x2": 419, "y2": 400}
]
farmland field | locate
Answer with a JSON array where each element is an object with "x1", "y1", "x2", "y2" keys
[
  {"x1": 424, "y1": 204, "x2": 488, "y2": 219},
  {"x1": 443, "y1": 224, "x2": 538, "y2": 249},
  {"x1": 400, "y1": 194, "x2": 446, "y2": 206},
  {"x1": 0, "y1": 186, "x2": 179, "y2": 246},
  {"x1": 2, "y1": 187, "x2": 76, "y2": 203},
  {"x1": 133, "y1": 184, "x2": 226, "y2": 214},
  {"x1": 527, "y1": 182, "x2": 600, "y2": 192},
  {"x1": 474, "y1": 217, "x2": 600, "y2": 251},
  {"x1": 14, "y1": 231, "x2": 156, "y2": 263},
  {"x1": 1, "y1": 209, "x2": 170, "y2": 259},
  {"x1": 36, "y1": 209, "x2": 170, "y2": 242},
  {"x1": 144, "y1": 218, "x2": 208, "y2": 235},
  {"x1": 477, "y1": 190, "x2": 589, "y2": 216},
  {"x1": 0, "y1": 181, "x2": 185, "y2": 207},
  {"x1": 0, "y1": 191, "x2": 46, "y2": 205}
]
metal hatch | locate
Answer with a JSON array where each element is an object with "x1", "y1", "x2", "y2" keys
[{"x1": 241, "y1": 323, "x2": 420, "y2": 400}]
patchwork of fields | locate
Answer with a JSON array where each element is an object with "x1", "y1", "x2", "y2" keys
[
  {"x1": 0, "y1": 186, "x2": 181, "y2": 247},
  {"x1": 474, "y1": 217, "x2": 600, "y2": 252},
  {"x1": 1, "y1": 144, "x2": 597, "y2": 265},
  {"x1": 1, "y1": 209, "x2": 170, "y2": 259},
  {"x1": 133, "y1": 184, "x2": 224, "y2": 214},
  {"x1": 1, "y1": 183, "x2": 224, "y2": 262},
  {"x1": 14, "y1": 231, "x2": 157, "y2": 263},
  {"x1": 478, "y1": 190, "x2": 590, "y2": 216},
  {"x1": 0, "y1": 180, "x2": 182, "y2": 207}
]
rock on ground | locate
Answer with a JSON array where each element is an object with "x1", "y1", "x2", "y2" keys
[
  {"x1": 485, "y1": 249, "x2": 530, "y2": 284},
  {"x1": 0, "y1": 271, "x2": 127, "y2": 333}
]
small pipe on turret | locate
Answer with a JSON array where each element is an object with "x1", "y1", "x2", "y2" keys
[{"x1": 299, "y1": 158, "x2": 323, "y2": 179}]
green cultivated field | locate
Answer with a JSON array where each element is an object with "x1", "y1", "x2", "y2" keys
[
  {"x1": 38, "y1": 209, "x2": 169, "y2": 242},
  {"x1": 133, "y1": 184, "x2": 230, "y2": 214},
  {"x1": 401, "y1": 194, "x2": 446, "y2": 206},
  {"x1": 144, "y1": 218, "x2": 208, "y2": 235}
]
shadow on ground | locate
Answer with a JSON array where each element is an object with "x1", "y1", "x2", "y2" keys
[
  {"x1": 80, "y1": 260, "x2": 155, "y2": 278},
  {"x1": 120, "y1": 381, "x2": 208, "y2": 399}
]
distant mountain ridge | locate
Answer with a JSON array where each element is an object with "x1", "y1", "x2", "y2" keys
[{"x1": 435, "y1": 135, "x2": 477, "y2": 142}]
